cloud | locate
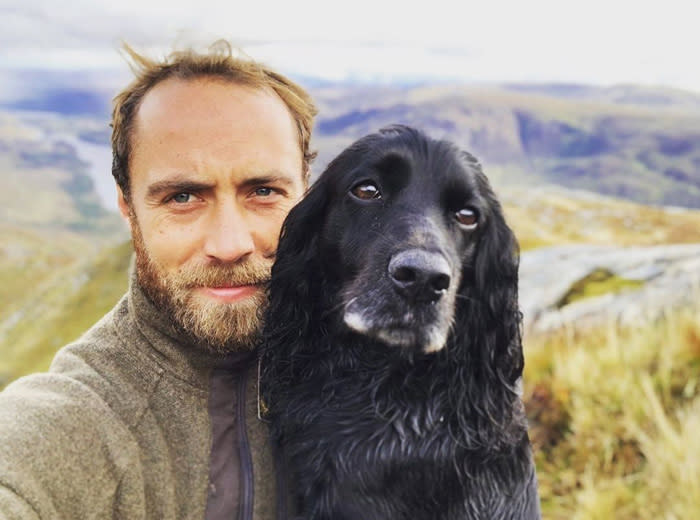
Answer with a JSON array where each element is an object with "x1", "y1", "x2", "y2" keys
[{"x1": 1, "y1": 0, "x2": 699, "y2": 92}]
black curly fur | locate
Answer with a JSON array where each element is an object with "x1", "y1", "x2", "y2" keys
[{"x1": 260, "y1": 125, "x2": 540, "y2": 520}]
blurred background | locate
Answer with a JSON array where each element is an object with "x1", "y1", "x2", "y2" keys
[{"x1": 2, "y1": 1, "x2": 699, "y2": 517}]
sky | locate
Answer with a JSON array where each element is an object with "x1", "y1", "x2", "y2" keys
[{"x1": 1, "y1": 0, "x2": 699, "y2": 92}]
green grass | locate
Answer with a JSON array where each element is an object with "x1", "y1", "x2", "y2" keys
[
  {"x1": 0, "y1": 240, "x2": 132, "y2": 388},
  {"x1": 500, "y1": 184, "x2": 700, "y2": 250}
]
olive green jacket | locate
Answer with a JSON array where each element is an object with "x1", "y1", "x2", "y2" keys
[{"x1": 0, "y1": 276, "x2": 280, "y2": 519}]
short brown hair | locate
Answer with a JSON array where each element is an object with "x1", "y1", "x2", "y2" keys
[{"x1": 111, "y1": 40, "x2": 317, "y2": 200}]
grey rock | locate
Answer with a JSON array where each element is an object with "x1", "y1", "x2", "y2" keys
[{"x1": 519, "y1": 243, "x2": 700, "y2": 334}]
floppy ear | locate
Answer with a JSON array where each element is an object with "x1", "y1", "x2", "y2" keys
[
  {"x1": 445, "y1": 176, "x2": 524, "y2": 444},
  {"x1": 475, "y1": 192, "x2": 523, "y2": 384},
  {"x1": 457, "y1": 175, "x2": 523, "y2": 388},
  {"x1": 264, "y1": 179, "x2": 330, "y2": 346},
  {"x1": 259, "y1": 177, "x2": 331, "y2": 417}
]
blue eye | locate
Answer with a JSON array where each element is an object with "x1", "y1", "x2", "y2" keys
[
  {"x1": 172, "y1": 193, "x2": 192, "y2": 203},
  {"x1": 255, "y1": 187, "x2": 273, "y2": 197}
]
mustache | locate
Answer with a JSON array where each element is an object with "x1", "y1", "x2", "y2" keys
[{"x1": 178, "y1": 261, "x2": 272, "y2": 288}]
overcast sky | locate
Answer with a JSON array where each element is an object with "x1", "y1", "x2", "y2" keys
[{"x1": 1, "y1": 0, "x2": 699, "y2": 91}]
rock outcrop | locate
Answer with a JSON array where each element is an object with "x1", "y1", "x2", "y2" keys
[{"x1": 520, "y1": 243, "x2": 700, "y2": 334}]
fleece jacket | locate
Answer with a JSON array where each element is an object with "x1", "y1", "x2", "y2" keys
[{"x1": 0, "y1": 273, "x2": 282, "y2": 520}]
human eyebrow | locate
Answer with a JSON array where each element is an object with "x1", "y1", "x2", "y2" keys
[
  {"x1": 146, "y1": 179, "x2": 215, "y2": 200},
  {"x1": 238, "y1": 174, "x2": 297, "y2": 191}
]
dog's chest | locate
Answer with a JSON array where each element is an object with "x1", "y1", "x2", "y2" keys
[
  {"x1": 323, "y1": 394, "x2": 451, "y2": 464},
  {"x1": 285, "y1": 372, "x2": 464, "y2": 479},
  {"x1": 285, "y1": 386, "x2": 531, "y2": 520}
]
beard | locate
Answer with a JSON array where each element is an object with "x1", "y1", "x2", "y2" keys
[{"x1": 130, "y1": 219, "x2": 271, "y2": 355}]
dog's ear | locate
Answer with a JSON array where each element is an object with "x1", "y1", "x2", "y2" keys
[
  {"x1": 265, "y1": 179, "x2": 329, "y2": 339},
  {"x1": 447, "y1": 175, "x2": 524, "y2": 443},
  {"x1": 260, "y1": 177, "x2": 333, "y2": 421},
  {"x1": 458, "y1": 174, "x2": 524, "y2": 387}
]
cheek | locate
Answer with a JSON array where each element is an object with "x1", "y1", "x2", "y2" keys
[
  {"x1": 138, "y1": 219, "x2": 202, "y2": 271},
  {"x1": 251, "y1": 210, "x2": 291, "y2": 254}
]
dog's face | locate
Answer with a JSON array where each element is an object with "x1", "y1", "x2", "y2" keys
[{"x1": 312, "y1": 127, "x2": 499, "y2": 354}]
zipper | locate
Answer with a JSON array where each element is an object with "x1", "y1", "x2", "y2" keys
[{"x1": 238, "y1": 370, "x2": 254, "y2": 520}]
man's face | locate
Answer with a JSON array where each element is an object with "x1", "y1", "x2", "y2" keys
[{"x1": 118, "y1": 77, "x2": 305, "y2": 353}]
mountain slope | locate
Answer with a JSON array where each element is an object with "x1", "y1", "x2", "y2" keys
[
  {"x1": 0, "y1": 110, "x2": 124, "y2": 235},
  {"x1": 0, "y1": 109, "x2": 129, "y2": 387},
  {"x1": 310, "y1": 83, "x2": 700, "y2": 208},
  {"x1": 0, "y1": 240, "x2": 132, "y2": 388}
]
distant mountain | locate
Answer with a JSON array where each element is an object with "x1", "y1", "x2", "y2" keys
[
  {"x1": 0, "y1": 69, "x2": 119, "y2": 117},
  {"x1": 5, "y1": 68, "x2": 700, "y2": 208},
  {"x1": 5, "y1": 88, "x2": 111, "y2": 116},
  {"x1": 501, "y1": 83, "x2": 700, "y2": 111},
  {"x1": 310, "y1": 82, "x2": 700, "y2": 208}
]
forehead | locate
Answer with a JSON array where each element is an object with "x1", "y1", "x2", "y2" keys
[
  {"x1": 133, "y1": 77, "x2": 297, "y2": 143},
  {"x1": 128, "y1": 77, "x2": 304, "y2": 187}
]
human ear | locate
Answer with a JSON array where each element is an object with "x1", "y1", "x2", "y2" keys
[{"x1": 116, "y1": 186, "x2": 131, "y2": 223}]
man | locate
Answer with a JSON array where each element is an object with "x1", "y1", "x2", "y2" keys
[{"x1": 0, "y1": 41, "x2": 317, "y2": 519}]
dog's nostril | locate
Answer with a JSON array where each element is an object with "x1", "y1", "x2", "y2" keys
[
  {"x1": 392, "y1": 266, "x2": 417, "y2": 284},
  {"x1": 431, "y1": 273, "x2": 450, "y2": 293}
]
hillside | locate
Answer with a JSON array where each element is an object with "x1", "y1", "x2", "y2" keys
[
  {"x1": 0, "y1": 239, "x2": 132, "y2": 388},
  {"x1": 499, "y1": 184, "x2": 700, "y2": 250},
  {"x1": 310, "y1": 83, "x2": 700, "y2": 208},
  {"x1": 4, "y1": 74, "x2": 700, "y2": 210},
  {"x1": 0, "y1": 109, "x2": 128, "y2": 387},
  {"x1": 0, "y1": 110, "x2": 124, "y2": 235}
]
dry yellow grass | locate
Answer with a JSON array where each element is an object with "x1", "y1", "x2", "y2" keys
[
  {"x1": 500, "y1": 184, "x2": 700, "y2": 250},
  {"x1": 524, "y1": 301, "x2": 700, "y2": 518}
]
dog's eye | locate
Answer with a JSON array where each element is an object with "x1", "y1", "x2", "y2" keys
[
  {"x1": 455, "y1": 208, "x2": 478, "y2": 228},
  {"x1": 350, "y1": 181, "x2": 382, "y2": 200}
]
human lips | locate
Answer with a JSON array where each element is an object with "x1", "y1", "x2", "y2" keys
[{"x1": 196, "y1": 284, "x2": 262, "y2": 303}]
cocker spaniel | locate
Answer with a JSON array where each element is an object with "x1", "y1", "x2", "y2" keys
[{"x1": 260, "y1": 125, "x2": 540, "y2": 520}]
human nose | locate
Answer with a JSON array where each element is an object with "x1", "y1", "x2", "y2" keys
[{"x1": 203, "y1": 201, "x2": 255, "y2": 263}]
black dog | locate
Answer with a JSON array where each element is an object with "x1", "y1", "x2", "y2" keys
[{"x1": 260, "y1": 125, "x2": 540, "y2": 519}]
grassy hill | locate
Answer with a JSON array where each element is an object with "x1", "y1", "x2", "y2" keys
[
  {"x1": 0, "y1": 238, "x2": 132, "y2": 388},
  {"x1": 500, "y1": 184, "x2": 700, "y2": 250},
  {"x1": 0, "y1": 109, "x2": 129, "y2": 387}
]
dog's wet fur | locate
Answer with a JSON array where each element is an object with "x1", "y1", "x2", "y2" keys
[{"x1": 260, "y1": 125, "x2": 541, "y2": 519}]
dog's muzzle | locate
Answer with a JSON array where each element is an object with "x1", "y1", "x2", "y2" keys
[{"x1": 343, "y1": 247, "x2": 457, "y2": 354}]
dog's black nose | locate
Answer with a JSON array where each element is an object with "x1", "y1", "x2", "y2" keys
[{"x1": 388, "y1": 249, "x2": 451, "y2": 302}]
